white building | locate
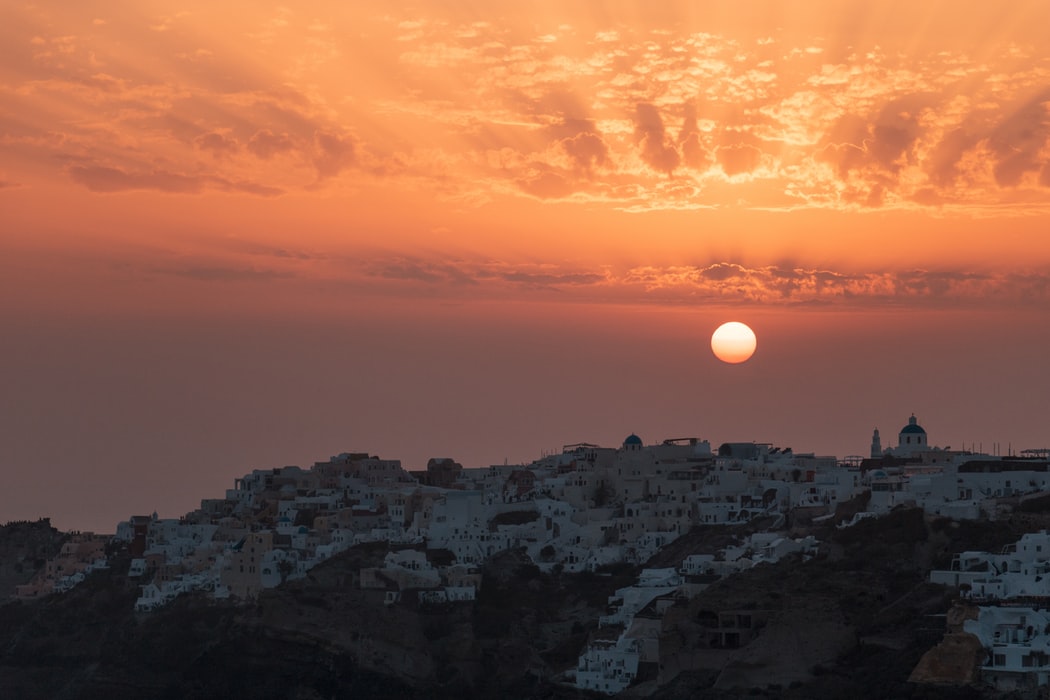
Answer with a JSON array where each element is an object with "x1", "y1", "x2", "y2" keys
[
  {"x1": 575, "y1": 634, "x2": 641, "y2": 695},
  {"x1": 931, "y1": 531, "x2": 1050, "y2": 600},
  {"x1": 600, "y1": 568, "x2": 682, "y2": 628},
  {"x1": 964, "y1": 607, "x2": 1050, "y2": 690}
]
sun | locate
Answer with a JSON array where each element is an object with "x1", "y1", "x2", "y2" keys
[{"x1": 711, "y1": 321, "x2": 757, "y2": 364}]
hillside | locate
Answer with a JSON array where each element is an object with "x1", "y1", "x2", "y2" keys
[
  {"x1": 1, "y1": 511, "x2": 1048, "y2": 698},
  {"x1": 0, "y1": 519, "x2": 67, "y2": 599}
]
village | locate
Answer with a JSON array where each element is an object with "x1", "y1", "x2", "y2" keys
[{"x1": 12, "y1": 415, "x2": 1050, "y2": 695}]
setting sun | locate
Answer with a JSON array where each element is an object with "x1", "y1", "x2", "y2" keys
[{"x1": 711, "y1": 322, "x2": 758, "y2": 364}]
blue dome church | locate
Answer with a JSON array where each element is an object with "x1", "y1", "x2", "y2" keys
[{"x1": 898, "y1": 414, "x2": 927, "y2": 452}]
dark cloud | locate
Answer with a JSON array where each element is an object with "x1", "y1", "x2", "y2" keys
[
  {"x1": 678, "y1": 104, "x2": 711, "y2": 170},
  {"x1": 822, "y1": 112, "x2": 869, "y2": 147},
  {"x1": 312, "y1": 130, "x2": 356, "y2": 178},
  {"x1": 925, "y1": 126, "x2": 980, "y2": 187},
  {"x1": 868, "y1": 94, "x2": 930, "y2": 173},
  {"x1": 372, "y1": 260, "x2": 479, "y2": 286},
  {"x1": 194, "y1": 132, "x2": 239, "y2": 158},
  {"x1": 67, "y1": 165, "x2": 282, "y2": 197},
  {"x1": 817, "y1": 142, "x2": 866, "y2": 177},
  {"x1": 811, "y1": 87, "x2": 1050, "y2": 205},
  {"x1": 69, "y1": 165, "x2": 203, "y2": 193},
  {"x1": 247, "y1": 129, "x2": 296, "y2": 159},
  {"x1": 635, "y1": 263, "x2": 1050, "y2": 307},
  {"x1": 494, "y1": 270, "x2": 605, "y2": 289},
  {"x1": 149, "y1": 113, "x2": 208, "y2": 144},
  {"x1": 202, "y1": 237, "x2": 322, "y2": 261},
  {"x1": 508, "y1": 89, "x2": 592, "y2": 123},
  {"x1": 987, "y1": 88, "x2": 1050, "y2": 187},
  {"x1": 700, "y1": 263, "x2": 747, "y2": 281},
  {"x1": 220, "y1": 179, "x2": 283, "y2": 197},
  {"x1": 511, "y1": 98, "x2": 610, "y2": 177},
  {"x1": 250, "y1": 99, "x2": 326, "y2": 142},
  {"x1": 634, "y1": 103, "x2": 679, "y2": 174},
  {"x1": 80, "y1": 73, "x2": 125, "y2": 93},
  {"x1": 368, "y1": 257, "x2": 605, "y2": 291},
  {"x1": 561, "y1": 131, "x2": 608, "y2": 171},
  {"x1": 868, "y1": 125, "x2": 911, "y2": 173},
  {"x1": 549, "y1": 118, "x2": 609, "y2": 173},
  {"x1": 810, "y1": 94, "x2": 961, "y2": 205},
  {"x1": 817, "y1": 113, "x2": 871, "y2": 176},
  {"x1": 866, "y1": 184, "x2": 886, "y2": 207},
  {"x1": 236, "y1": 252, "x2": 1050, "y2": 307},
  {"x1": 516, "y1": 167, "x2": 575, "y2": 199},
  {"x1": 157, "y1": 265, "x2": 294, "y2": 282}
]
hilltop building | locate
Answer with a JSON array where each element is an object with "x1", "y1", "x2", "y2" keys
[
  {"x1": 899, "y1": 414, "x2": 928, "y2": 454},
  {"x1": 870, "y1": 414, "x2": 929, "y2": 458}
]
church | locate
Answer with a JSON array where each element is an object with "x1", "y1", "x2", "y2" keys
[{"x1": 870, "y1": 414, "x2": 928, "y2": 458}]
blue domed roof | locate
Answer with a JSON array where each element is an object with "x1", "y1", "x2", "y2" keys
[
  {"x1": 623, "y1": 433, "x2": 643, "y2": 446},
  {"x1": 900, "y1": 415, "x2": 926, "y2": 434}
]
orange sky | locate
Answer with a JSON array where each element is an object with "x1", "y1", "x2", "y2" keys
[{"x1": 3, "y1": 1, "x2": 1050, "y2": 531}]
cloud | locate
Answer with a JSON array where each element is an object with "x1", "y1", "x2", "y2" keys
[
  {"x1": 550, "y1": 118, "x2": 608, "y2": 173},
  {"x1": 157, "y1": 264, "x2": 294, "y2": 281},
  {"x1": 225, "y1": 241, "x2": 321, "y2": 260},
  {"x1": 353, "y1": 255, "x2": 1050, "y2": 309},
  {"x1": 987, "y1": 88, "x2": 1050, "y2": 187},
  {"x1": 372, "y1": 259, "x2": 480, "y2": 286},
  {"x1": 492, "y1": 269, "x2": 606, "y2": 289},
  {"x1": 194, "y1": 131, "x2": 239, "y2": 158},
  {"x1": 925, "y1": 126, "x2": 981, "y2": 187},
  {"x1": 817, "y1": 142, "x2": 867, "y2": 178},
  {"x1": 866, "y1": 94, "x2": 932, "y2": 174},
  {"x1": 68, "y1": 165, "x2": 203, "y2": 193},
  {"x1": 247, "y1": 129, "x2": 296, "y2": 159},
  {"x1": 67, "y1": 165, "x2": 282, "y2": 196},
  {"x1": 620, "y1": 263, "x2": 1050, "y2": 308},
  {"x1": 634, "y1": 104, "x2": 680, "y2": 175},
  {"x1": 312, "y1": 130, "x2": 356, "y2": 178},
  {"x1": 516, "y1": 167, "x2": 576, "y2": 199},
  {"x1": 9, "y1": 4, "x2": 1050, "y2": 212},
  {"x1": 219, "y1": 179, "x2": 284, "y2": 197},
  {"x1": 678, "y1": 104, "x2": 712, "y2": 170},
  {"x1": 366, "y1": 257, "x2": 609, "y2": 291},
  {"x1": 698, "y1": 263, "x2": 747, "y2": 281}
]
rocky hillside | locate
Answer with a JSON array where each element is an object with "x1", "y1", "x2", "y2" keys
[
  {"x1": 0, "y1": 540, "x2": 627, "y2": 699},
  {"x1": 2, "y1": 510, "x2": 1049, "y2": 698},
  {"x1": 648, "y1": 508, "x2": 1048, "y2": 699},
  {"x1": 0, "y1": 519, "x2": 67, "y2": 599}
]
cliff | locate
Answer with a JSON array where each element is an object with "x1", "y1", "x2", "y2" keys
[
  {"x1": 908, "y1": 603, "x2": 983, "y2": 685},
  {"x1": 0, "y1": 541, "x2": 623, "y2": 699},
  {"x1": 0, "y1": 519, "x2": 67, "y2": 599},
  {"x1": 649, "y1": 507, "x2": 1042, "y2": 699},
  {"x1": 1, "y1": 510, "x2": 1047, "y2": 698}
]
